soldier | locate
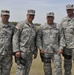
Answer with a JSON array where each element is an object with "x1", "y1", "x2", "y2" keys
[
  {"x1": 37, "y1": 12, "x2": 65, "y2": 75},
  {"x1": 0, "y1": 10, "x2": 15, "y2": 75},
  {"x1": 60, "y1": 4, "x2": 74, "y2": 75},
  {"x1": 13, "y1": 9, "x2": 37, "y2": 75}
]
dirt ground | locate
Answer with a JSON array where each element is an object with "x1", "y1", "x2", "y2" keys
[{"x1": 11, "y1": 53, "x2": 74, "y2": 75}]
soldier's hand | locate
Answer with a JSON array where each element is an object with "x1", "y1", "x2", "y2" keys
[
  {"x1": 15, "y1": 51, "x2": 21, "y2": 57},
  {"x1": 40, "y1": 50, "x2": 44, "y2": 54},
  {"x1": 34, "y1": 54, "x2": 37, "y2": 59},
  {"x1": 58, "y1": 50, "x2": 63, "y2": 54}
]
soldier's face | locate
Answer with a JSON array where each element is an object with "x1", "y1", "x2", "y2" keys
[
  {"x1": 27, "y1": 14, "x2": 35, "y2": 22},
  {"x1": 67, "y1": 9, "x2": 74, "y2": 15},
  {"x1": 46, "y1": 16, "x2": 54, "y2": 25},
  {"x1": 1, "y1": 15, "x2": 10, "y2": 22}
]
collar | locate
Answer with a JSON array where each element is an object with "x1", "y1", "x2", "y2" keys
[
  {"x1": 45, "y1": 23, "x2": 56, "y2": 29},
  {"x1": 67, "y1": 16, "x2": 74, "y2": 21},
  {"x1": 1, "y1": 21, "x2": 10, "y2": 28},
  {"x1": 25, "y1": 20, "x2": 33, "y2": 26},
  {"x1": 25, "y1": 20, "x2": 34, "y2": 28}
]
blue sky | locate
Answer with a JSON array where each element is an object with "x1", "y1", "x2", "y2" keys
[{"x1": 0, "y1": 0, "x2": 74, "y2": 24}]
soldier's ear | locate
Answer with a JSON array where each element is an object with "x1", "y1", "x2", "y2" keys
[
  {"x1": 46, "y1": 16, "x2": 48, "y2": 19},
  {"x1": 73, "y1": 9, "x2": 74, "y2": 13},
  {"x1": 1, "y1": 14, "x2": 2, "y2": 17},
  {"x1": 53, "y1": 17, "x2": 55, "y2": 19},
  {"x1": 26, "y1": 14, "x2": 28, "y2": 16},
  {"x1": 9, "y1": 15, "x2": 10, "y2": 18}
]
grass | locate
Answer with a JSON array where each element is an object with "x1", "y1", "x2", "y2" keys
[{"x1": 11, "y1": 53, "x2": 74, "y2": 75}]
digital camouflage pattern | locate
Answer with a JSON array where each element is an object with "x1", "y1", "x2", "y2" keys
[
  {"x1": 13, "y1": 20, "x2": 37, "y2": 75},
  {"x1": 37, "y1": 23, "x2": 65, "y2": 75},
  {"x1": 0, "y1": 21, "x2": 14, "y2": 75},
  {"x1": 60, "y1": 16, "x2": 74, "y2": 75}
]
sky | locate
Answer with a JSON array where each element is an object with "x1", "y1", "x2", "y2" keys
[{"x1": 0, "y1": 0, "x2": 74, "y2": 24}]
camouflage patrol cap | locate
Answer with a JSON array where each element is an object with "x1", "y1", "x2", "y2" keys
[
  {"x1": 1, "y1": 10, "x2": 10, "y2": 15},
  {"x1": 47, "y1": 12, "x2": 54, "y2": 17},
  {"x1": 66, "y1": 4, "x2": 74, "y2": 9},
  {"x1": 27, "y1": 9, "x2": 35, "y2": 15}
]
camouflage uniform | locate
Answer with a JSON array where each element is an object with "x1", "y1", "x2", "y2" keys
[
  {"x1": 13, "y1": 20, "x2": 37, "y2": 75},
  {"x1": 60, "y1": 4, "x2": 74, "y2": 75},
  {"x1": 0, "y1": 10, "x2": 14, "y2": 75},
  {"x1": 37, "y1": 22, "x2": 65, "y2": 75},
  {"x1": 60, "y1": 16, "x2": 74, "y2": 75}
]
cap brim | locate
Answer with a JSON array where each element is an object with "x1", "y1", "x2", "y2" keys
[
  {"x1": 27, "y1": 13, "x2": 35, "y2": 15},
  {"x1": 66, "y1": 8, "x2": 74, "y2": 10},
  {"x1": 47, "y1": 15, "x2": 54, "y2": 17},
  {"x1": 1, "y1": 13, "x2": 10, "y2": 15}
]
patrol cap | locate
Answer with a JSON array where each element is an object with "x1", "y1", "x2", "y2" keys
[
  {"x1": 47, "y1": 12, "x2": 54, "y2": 17},
  {"x1": 27, "y1": 9, "x2": 35, "y2": 15},
  {"x1": 66, "y1": 4, "x2": 74, "y2": 10},
  {"x1": 1, "y1": 10, "x2": 10, "y2": 16}
]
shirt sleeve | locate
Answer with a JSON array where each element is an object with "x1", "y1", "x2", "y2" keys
[
  {"x1": 37, "y1": 26, "x2": 43, "y2": 50},
  {"x1": 58, "y1": 23, "x2": 66, "y2": 50},
  {"x1": 13, "y1": 22, "x2": 23, "y2": 53}
]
